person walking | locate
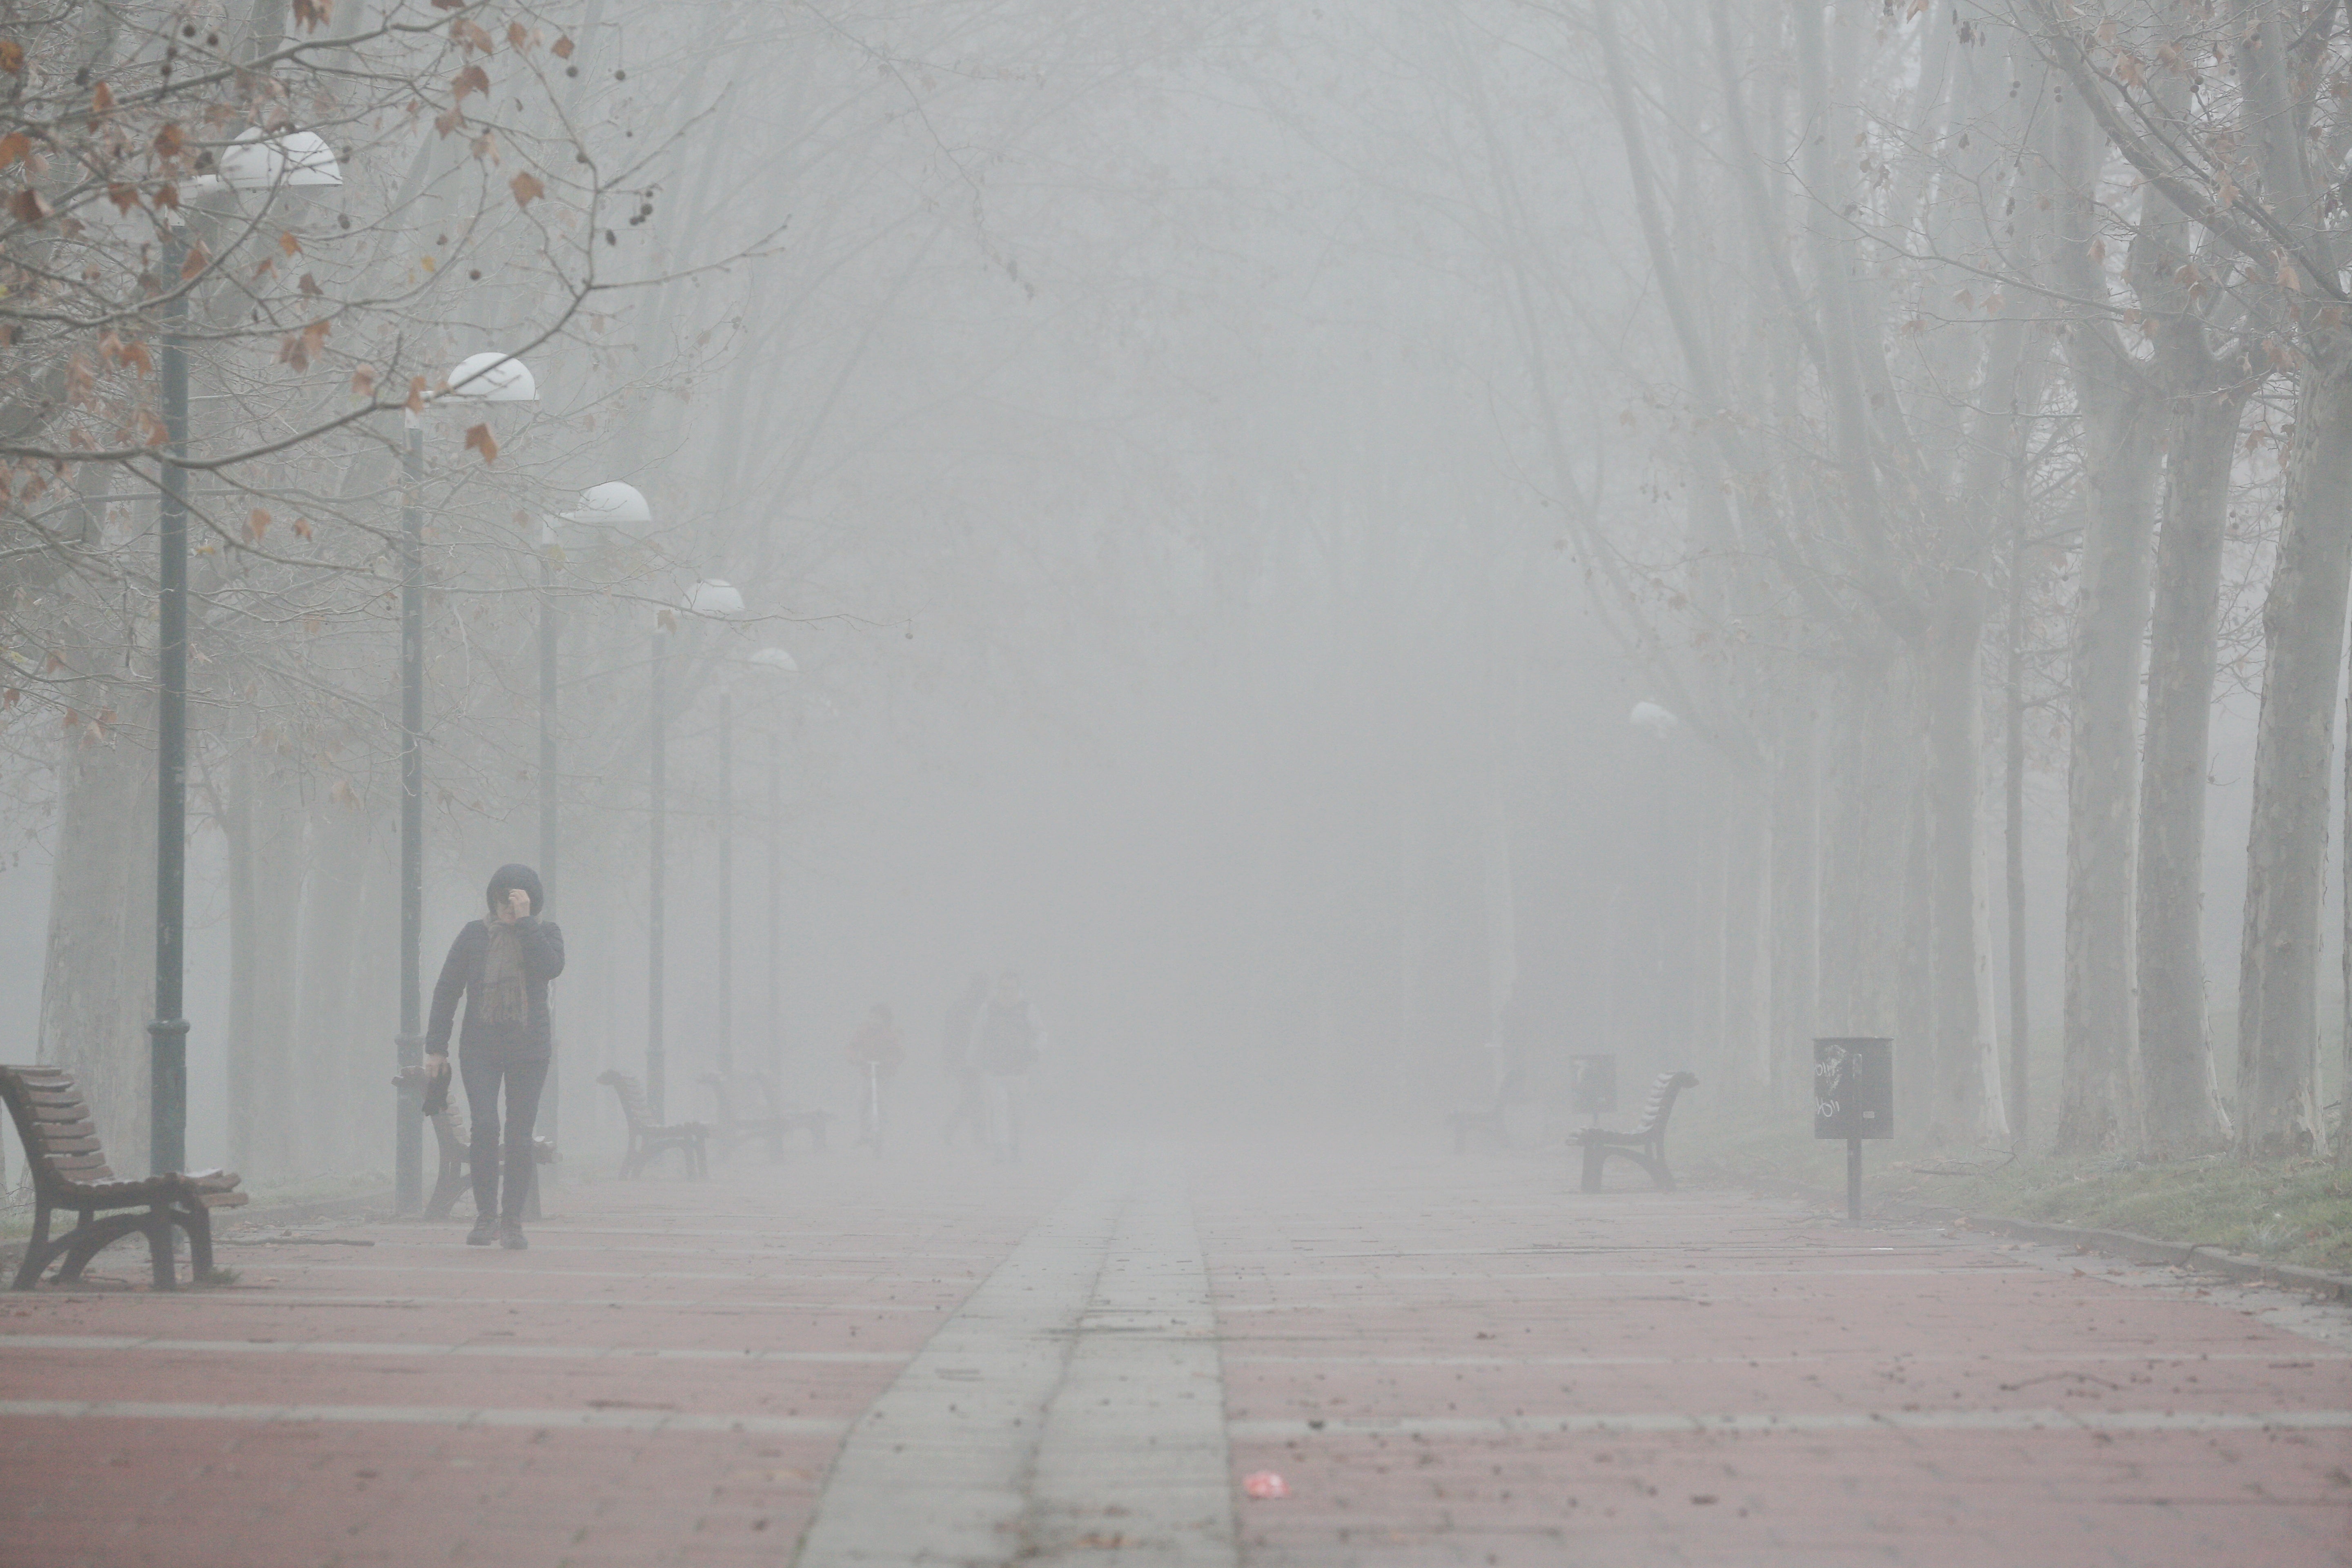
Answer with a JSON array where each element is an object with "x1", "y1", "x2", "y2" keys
[
  {"x1": 972, "y1": 970, "x2": 1042, "y2": 1165},
  {"x1": 937, "y1": 972, "x2": 989, "y2": 1147},
  {"x1": 423, "y1": 863, "x2": 565, "y2": 1249}
]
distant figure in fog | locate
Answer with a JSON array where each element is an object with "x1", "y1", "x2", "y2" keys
[
  {"x1": 424, "y1": 863, "x2": 565, "y2": 1250},
  {"x1": 846, "y1": 1003, "x2": 904, "y2": 1153},
  {"x1": 973, "y1": 970, "x2": 1043, "y2": 1164},
  {"x1": 938, "y1": 972, "x2": 990, "y2": 1147}
]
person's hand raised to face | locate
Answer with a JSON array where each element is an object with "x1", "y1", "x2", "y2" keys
[{"x1": 495, "y1": 887, "x2": 530, "y2": 924}]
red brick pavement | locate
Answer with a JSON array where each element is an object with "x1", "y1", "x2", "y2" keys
[
  {"x1": 2, "y1": 1134, "x2": 2348, "y2": 1566},
  {"x1": 1199, "y1": 1145, "x2": 2352, "y2": 1568},
  {"x1": 0, "y1": 1143, "x2": 1087, "y2": 1567}
]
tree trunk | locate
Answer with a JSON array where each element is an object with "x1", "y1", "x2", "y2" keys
[
  {"x1": 295, "y1": 788, "x2": 374, "y2": 1172},
  {"x1": 2137, "y1": 377, "x2": 2245, "y2": 1155},
  {"x1": 1768, "y1": 673, "x2": 1819, "y2": 1104},
  {"x1": 1721, "y1": 777, "x2": 1768, "y2": 1084},
  {"x1": 2054, "y1": 365, "x2": 2161, "y2": 1153},
  {"x1": 1925, "y1": 572, "x2": 1997, "y2": 1140},
  {"x1": 2238, "y1": 356, "x2": 2352, "y2": 1156},
  {"x1": 224, "y1": 744, "x2": 305, "y2": 1178},
  {"x1": 1816, "y1": 654, "x2": 1906, "y2": 1040},
  {"x1": 37, "y1": 686, "x2": 159, "y2": 1163}
]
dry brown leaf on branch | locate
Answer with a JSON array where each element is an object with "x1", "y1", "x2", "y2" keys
[
  {"x1": 245, "y1": 509, "x2": 272, "y2": 542},
  {"x1": 178, "y1": 238, "x2": 209, "y2": 279},
  {"x1": 511, "y1": 172, "x2": 543, "y2": 207},
  {"x1": 405, "y1": 376, "x2": 427, "y2": 414},
  {"x1": 292, "y1": 0, "x2": 332, "y2": 33},
  {"x1": 0, "y1": 41, "x2": 22, "y2": 74},
  {"x1": 452, "y1": 65, "x2": 490, "y2": 102},
  {"x1": 508, "y1": 22, "x2": 531, "y2": 49},
  {"x1": 453, "y1": 18, "x2": 495, "y2": 52},
  {"x1": 152, "y1": 122, "x2": 184, "y2": 161},
  {"x1": 551, "y1": 34, "x2": 574, "y2": 57},
  {"x1": 0, "y1": 133, "x2": 29, "y2": 169},
  {"x1": 464, "y1": 423, "x2": 498, "y2": 463},
  {"x1": 9, "y1": 188, "x2": 50, "y2": 224},
  {"x1": 350, "y1": 364, "x2": 377, "y2": 397},
  {"x1": 107, "y1": 183, "x2": 140, "y2": 213},
  {"x1": 279, "y1": 231, "x2": 301, "y2": 257},
  {"x1": 292, "y1": 517, "x2": 314, "y2": 540},
  {"x1": 298, "y1": 272, "x2": 322, "y2": 296}
]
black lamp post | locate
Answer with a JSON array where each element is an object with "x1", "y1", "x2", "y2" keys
[
  {"x1": 645, "y1": 579, "x2": 743, "y2": 1121},
  {"x1": 540, "y1": 480, "x2": 654, "y2": 1148},
  {"x1": 146, "y1": 131, "x2": 341, "y2": 1177},
  {"x1": 149, "y1": 230, "x2": 191, "y2": 1178},
  {"x1": 746, "y1": 647, "x2": 797, "y2": 1085},
  {"x1": 393, "y1": 350, "x2": 539, "y2": 1214}
]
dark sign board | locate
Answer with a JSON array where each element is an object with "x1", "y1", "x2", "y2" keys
[
  {"x1": 1569, "y1": 1054, "x2": 1617, "y2": 1118},
  {"x1": 1814, "y1": 1038, "x2": 1893, "y2": 1140}
]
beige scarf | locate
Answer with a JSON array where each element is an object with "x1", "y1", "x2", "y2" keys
[{"x1": 477, "y1": 920, "x2": 527, "y2": 1033}]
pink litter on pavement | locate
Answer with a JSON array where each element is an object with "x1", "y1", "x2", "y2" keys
[{"x1": 1241, "y1": 1470, "x2": 1290, "y2": 1499}]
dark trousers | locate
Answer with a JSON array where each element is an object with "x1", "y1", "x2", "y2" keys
[{"x1": 460, "y1": 1051, "x2": 548, "y2": 1221}]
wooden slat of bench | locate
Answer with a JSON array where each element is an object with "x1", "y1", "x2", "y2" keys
[
  {"x1": 24, "y1": 1102, "x2": 94, "y2": 1123},
  {"x1": 36, "y1": 1137, "x2": 105, "y2": 1157},
  {"x1": 31, "y1": 1122, "x2": 99, "y2": 1145},
  {"x1": 42, "y1": 1152, "x2": 112, "y2": 1174},
  {"x1": 200, "y1": 1191, "x2": 250, "y2": 1208}
]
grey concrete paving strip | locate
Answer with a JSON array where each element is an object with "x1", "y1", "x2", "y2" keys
[{"x1": 794, "y1": 1152, "x2": 1237, "y2": 1568}]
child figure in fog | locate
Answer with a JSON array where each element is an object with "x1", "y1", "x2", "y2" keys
[{"x1": 423, "y1": 863, "x2": 566, "y2": 1250}]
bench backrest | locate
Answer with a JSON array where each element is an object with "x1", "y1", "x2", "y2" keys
[
  {"x1": 0, "y1": 1064, "x2": 116, "y2": 1194},
  {"x1": 699, "y1": 1071, "x2": 757, "y2": 1128},
  {"x1": 597, "y1": 1069, "x2": 657, "y2": 1130},
  {"x1": 1632, "y1": 1070, "x2": 1700, "y2": 1138}
]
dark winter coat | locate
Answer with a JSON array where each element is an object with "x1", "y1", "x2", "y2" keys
[{"x1": 425, "y1": 864, "x2": 566, "y2": 1060}]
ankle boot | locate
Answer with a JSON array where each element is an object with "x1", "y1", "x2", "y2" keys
[
  {"x1": 499, "y1": 1218, "x2": 528, "y2": 1250},
  {"x1": 466, "y1": 1214, "x2": 497, "y2": 1246}
]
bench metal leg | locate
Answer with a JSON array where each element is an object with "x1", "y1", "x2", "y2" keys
[
  {"x1": 11, "y1": 1204, "x2": 53, "y2": 1289},
  {"x1": 1580, "y1": 1141, "x2": 1606, "y2": 1193},
  {"x1": 178, "y1": 1204, "x2": 214, "y2": 1280}
]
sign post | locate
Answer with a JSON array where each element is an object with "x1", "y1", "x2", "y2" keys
[
  {"x1": 1568, "y1": 1054, "x2": 1617, "y2": 1129},
  {"x1": 1813, "y1": 1038, "x2": 1893, "y2": 1225}
]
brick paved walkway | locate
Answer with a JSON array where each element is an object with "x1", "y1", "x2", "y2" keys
[{"x1": 3, "y1": 1135, "x2": 2347, "y2": 1566}]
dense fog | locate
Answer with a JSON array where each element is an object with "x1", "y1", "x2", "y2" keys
[{"x1": 4, "y1": 0, "x2": 2349, "y2": 1189}]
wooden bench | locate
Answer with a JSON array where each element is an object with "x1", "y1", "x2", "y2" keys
[
  {"x1": 597, "y1": 1069, "x2": 708, "y2": 1179},
  {"x1": 391, "y1": 1067, "x2": 555, "y2": 1220},
  {"x1": 1572, "y1": 1070, "x2": 1699, "y2": 1192},
  {"x1": 699, "y1": 1071, "x2": 830, "y2": 1164},
  {"x1": 0, "y1": 1064, "x2": 246, "y2": 1290}
]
